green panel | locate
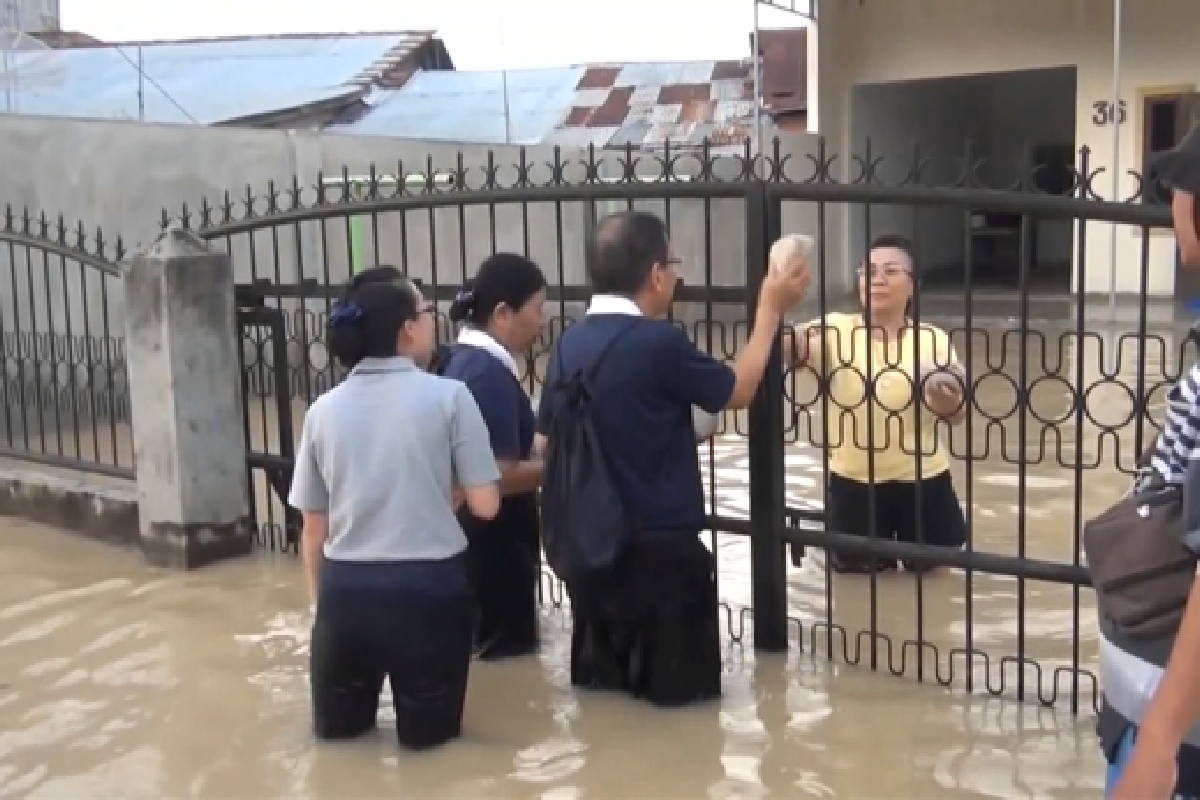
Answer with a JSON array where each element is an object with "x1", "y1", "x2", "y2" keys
[{"x1": 349, "y1": 182, "x2": 366, "y2": 275}]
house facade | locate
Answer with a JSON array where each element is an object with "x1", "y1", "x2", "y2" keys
[{"x1": 809, "y1": 0, "x2": 1193, "y2": 298}]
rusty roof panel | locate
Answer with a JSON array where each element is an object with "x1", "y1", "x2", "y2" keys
[
  {"x1": 608, "y1": 86, "x2": 635, "y2": 106},
  {"x1": 709, "y1": 123, "x2": 751, "y2": 147},
  {"x1": 678, "y1": 99, "x2": 716, "y2": 124},
  {"x1": 343, "y1": 57, "x2": 778, "y2": 153},
  {"x1": 563, "y1": 105, "x2": 595, "y2": 127},
  {"x1": 658, "y1": 83, "x2": 710, "y2": 105},
  {"x1": 589, "y1": 99, "x2": 631, "y2": 127},
  {"x1": 711, "y1": 60, "x2": 751, "y2": 81},
  {"x1": 578, "y1": 66, "x2": 620, "y2": 89}
]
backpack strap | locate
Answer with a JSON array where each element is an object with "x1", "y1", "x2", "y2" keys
[
  {"x1": 583, "y1": 320, "x2": 643, "y2": 386},
  {"x1": 549, "y1": 318, "x2": 643, "y2": 389}
]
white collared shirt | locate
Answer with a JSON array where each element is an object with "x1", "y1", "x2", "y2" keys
[
  {"x1": 457, "y1": 327, "x2": 519, "y2": 378},
  {"x1": 586, "y1": 294, "x2": 643, "y2": 317}
]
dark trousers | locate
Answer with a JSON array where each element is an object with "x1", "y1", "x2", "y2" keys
[
  {"x1": 465, "y1": 494, "x2": 541, "y2": 661},
  {"x1": 567, "y1": 533, "x2": 722, "y2": 707},
  {"x1": 825, "y1": 470, "x2": 967, "y2": 573},
  {"x1": 310, "y1": 558, "x2": 473, "y2": 749}
]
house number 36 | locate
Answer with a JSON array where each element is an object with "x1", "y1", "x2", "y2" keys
[{"x1": 1093, "y1": 100, "x2": 1128, "y2": 125}]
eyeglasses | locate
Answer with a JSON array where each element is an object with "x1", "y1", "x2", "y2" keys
[
  {"x1": 661, "y1": 257, "x2": 682, "y2": 268},
  {"x1": 856, "y1": 264, "x2": 911, "y2": 280},
  {"x1": 418, "y1": 303, "x2": 436, "y2": 316}
]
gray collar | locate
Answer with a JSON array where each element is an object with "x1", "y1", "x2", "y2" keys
[{"x1": 351, "y1": 356, "x2": 419, "y2": 376}]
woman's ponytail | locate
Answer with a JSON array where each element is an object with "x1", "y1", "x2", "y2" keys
[
  {"x1": 448, "y1": 279, "x2": 477, "y2": 324},
  {"x1": 326, "y1": 301, "x2": 368, "y2": 369}
]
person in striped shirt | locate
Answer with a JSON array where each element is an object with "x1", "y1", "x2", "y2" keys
[{"x1": 1107, "y1": 124, "x2": 1200, "y2": 800}]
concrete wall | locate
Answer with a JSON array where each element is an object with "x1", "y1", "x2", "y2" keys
[
  {"x1": 818, "y1": 0, "x2": 1191, "y2": 296},
  {"x1": 0, "y1": 115, "x2": 849, "y2": 412},
  {"x1": 0, "y1": 114, "x2": 841, "y2": 327}
]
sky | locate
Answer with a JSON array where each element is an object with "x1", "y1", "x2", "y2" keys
[{"x1": 59, "y1": 0, "x2": 809, "y2": 70}]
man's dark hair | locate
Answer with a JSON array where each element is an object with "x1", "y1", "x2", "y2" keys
[
  {"x1": 867, "y1": 233, "x2": 915, "y2": 267},
  {"x1": 585, "y1": 211, "x2": 670, "y2": 296},
  {"x1": 327, "y1": 266, "x2": 420, "y2": 369}
]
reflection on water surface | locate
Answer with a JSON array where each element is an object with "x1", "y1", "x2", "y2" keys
[{"x1": 0, "y1": 521, "x2": 1103, "y2": 799}]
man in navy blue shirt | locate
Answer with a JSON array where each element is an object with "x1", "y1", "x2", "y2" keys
[{"x1": 536, "y1": 210, "x2": 808, "y2": 706}]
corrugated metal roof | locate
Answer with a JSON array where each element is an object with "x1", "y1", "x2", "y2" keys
[
  {"x1": 341, "y1": 51, "x2": 807, "y2": 152},
  {"x1": 550, "y1": 61, "x2": 760, "y2": 152},
  {"x1": 0, "y1": 32, "x2": 431, "y2": 124},
  {"x1": 351, "y1": 67, "x2": 586, "y2": 144}
]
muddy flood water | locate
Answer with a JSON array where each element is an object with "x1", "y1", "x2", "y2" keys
[
  {"x1": 0, "y1": 521, "x2": 1102, "y2": 799},
  {"x1": 0, "y1": 316, "x2": 1183, "y2": 798}
]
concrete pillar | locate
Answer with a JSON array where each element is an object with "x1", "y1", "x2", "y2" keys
[{"x1": 122, "y1": 225, "x2": 254, "y2": 569}]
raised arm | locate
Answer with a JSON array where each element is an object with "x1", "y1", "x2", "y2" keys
[{"x1": 725, "y1": 259, "x2": 810, "y2": 409}]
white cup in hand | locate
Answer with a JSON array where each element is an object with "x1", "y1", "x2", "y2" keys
[{"x1": 769, "y1": 234, "x2": 814, "y2": 276}]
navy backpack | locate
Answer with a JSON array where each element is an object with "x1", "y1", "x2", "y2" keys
[{"x1": 539, "y1": 322, "x2": 641, "y2": 583}]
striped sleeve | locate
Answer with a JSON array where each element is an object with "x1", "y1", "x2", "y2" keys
[{"x1": 1152, "y1": 362, "x2": 1200, "y2": 484}]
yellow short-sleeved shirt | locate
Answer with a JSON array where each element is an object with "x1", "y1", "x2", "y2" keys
[{"x1": 802, "y1": 312, "x2": 958, "y2": 483}]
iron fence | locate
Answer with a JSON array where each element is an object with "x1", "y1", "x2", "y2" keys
[
  {"x1": 0, "y1": 206, "x2": 133, "y2": 479},
  {"x1": 168, "y1": 136, "x2": 1182, "y2": 715}
]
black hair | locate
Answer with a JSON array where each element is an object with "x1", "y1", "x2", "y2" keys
[
  {"x1": 326, "y1": 265, "x2": 420, "y2": 370},
  {"x1": 866, "y1": 234, "x2": 915, "y2": 267},
  {"x1": 861, "y1": 234, "x2": 918, "y2": 316},
  {"x1": 448, "y1": 253, "x2": 547, "y2": 326},
  {"x1": 585, "y1": 211, "x2": 670, "y2": 296}
]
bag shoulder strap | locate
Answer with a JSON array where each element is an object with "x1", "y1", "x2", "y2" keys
[
  {"x1": 550, "y1": 318, "x2": 644, "y2": 390},
  {"x1": 583, "y1": 320, "x2": 643, "y2": 386}
]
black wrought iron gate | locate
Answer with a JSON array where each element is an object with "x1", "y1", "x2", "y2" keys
[
  {"x1": 185, "y1": 140, "x2": 1184, "y2": 713},
  {"x1": 235, "y1": 285, "x2": 298, "y2": 552}
]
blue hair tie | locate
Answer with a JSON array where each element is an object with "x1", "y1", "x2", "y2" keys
[
  {"x1": 454, "y1": 287, "x2": 475, "y2": 305},
  {"x1": 328, "y1": 302, "x2": 363, "y2": 328}
]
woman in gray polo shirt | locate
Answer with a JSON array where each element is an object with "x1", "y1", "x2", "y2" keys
[{"x1": 288, "y1": 266, "x2": 501, "y2": 750}]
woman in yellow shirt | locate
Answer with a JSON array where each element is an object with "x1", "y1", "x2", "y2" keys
[{"x1": 790, "y1": 234, "x2": 968, "y2": 574}]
